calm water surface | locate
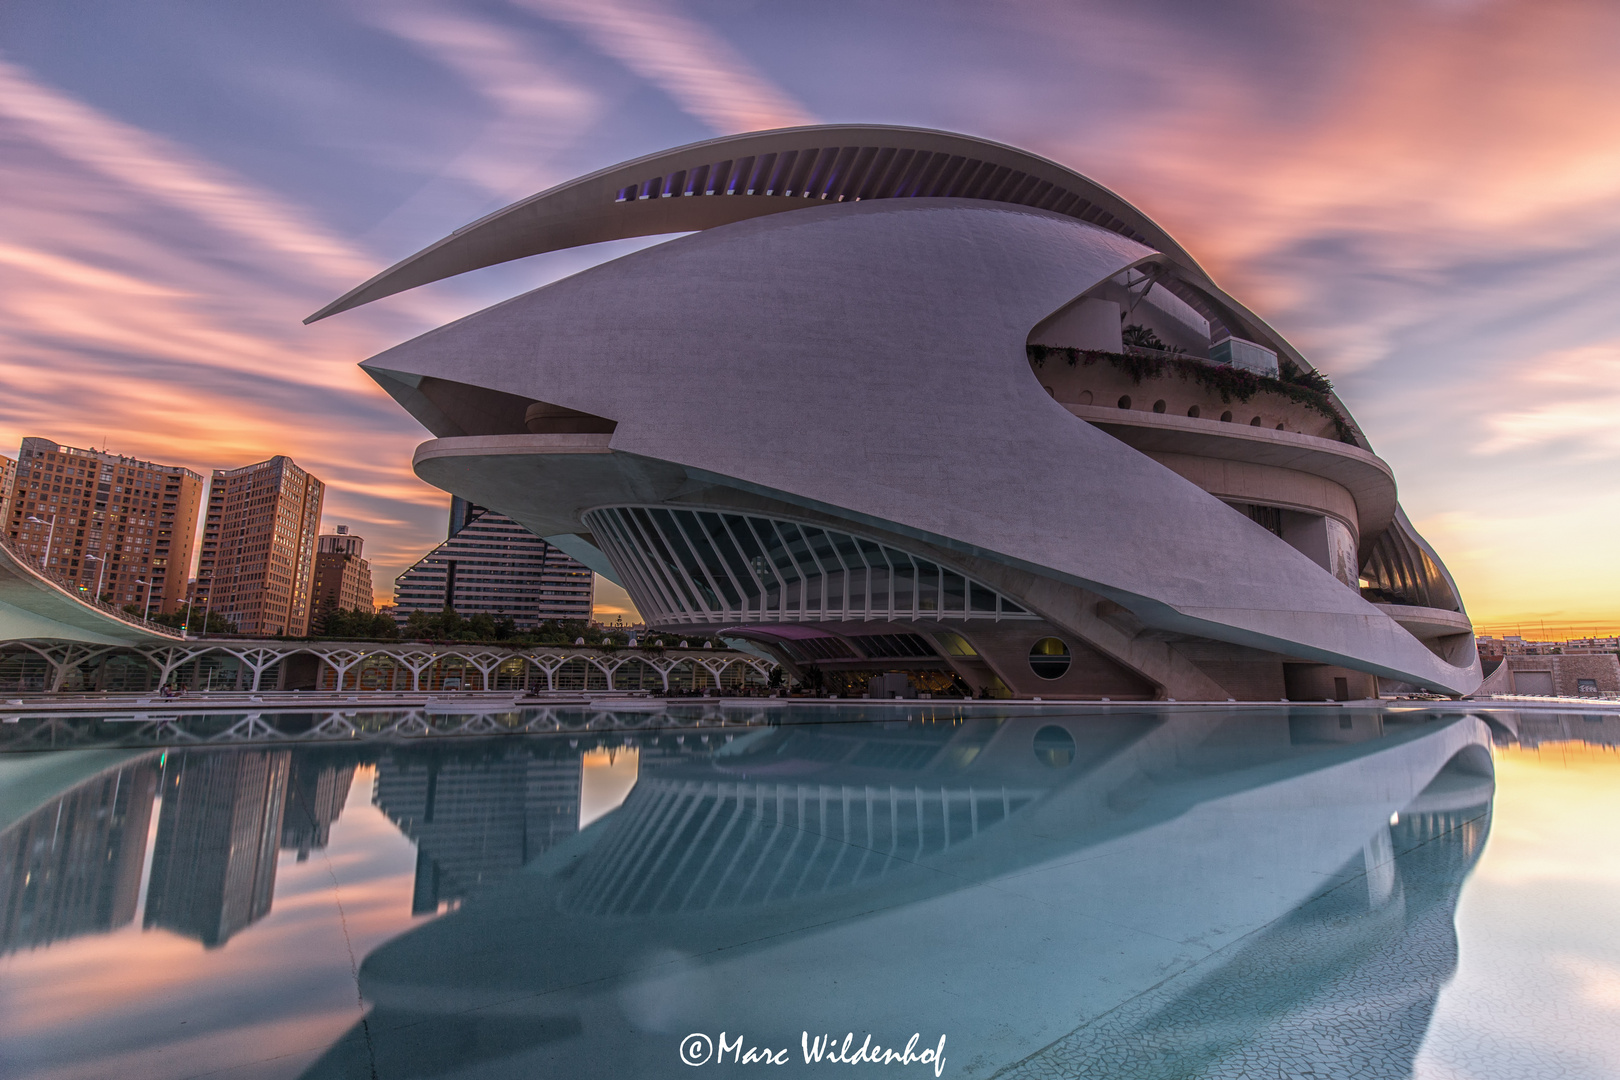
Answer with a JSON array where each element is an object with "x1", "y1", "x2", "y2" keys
[{"x1": 1, "y1": 704, "x2": 1617, "y2": 1079}]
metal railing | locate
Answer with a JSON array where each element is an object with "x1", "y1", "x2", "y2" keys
[{"x1": 0, "y1": 530, "x2": 185, "y2": 639}]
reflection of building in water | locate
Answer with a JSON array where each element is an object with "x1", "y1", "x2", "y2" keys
[
  {"x1": 300, "y1": 713, "x2": 1497, "y2": 1080},
  {"x1": 1510, "y1": 711, "x2": 1620, "y2": 749},
  {"x1": 144, "y1": 750, "x2": 291, "y2": 947},
  {"x1": 375, "y1": 747, "x2": 583, "y2": 914},
  {"x1": 1000, "y1": 747, "x2": 1497, "y2": 1080},
  {"x1": 280, "y1": 756, "x2": 357, "y2": 861},
  {"x1": 0, "y1": 758, "x2": 159, "y2": 953},
  {"x1": 375, "y1": 736, "x2": 716, "y2": 914}
]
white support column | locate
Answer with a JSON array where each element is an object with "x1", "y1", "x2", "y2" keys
[
  {"x1": 527, "y1": 653, "x2": 564, "y2": 692},
  {"x1": 399, "y1": 651, "x2": 436, "y2": 691},
  {"x1": 25, "y1": 643, "x2": 113, "y2": 693},
  {"x1": 231, "y1": 648, "x2": 282, "y2": 692},
  {"x1": 321, "y1": 649, "x2": 365, "y2": 692},
  {"x1": 466, "y1": 652, "x2": 502, "y2": 691}
]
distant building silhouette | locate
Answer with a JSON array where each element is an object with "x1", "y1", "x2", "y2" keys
[
  {"x1": 0, "y1": 758, "x2": 159, "y2": 953},
  {"x1": 144, "y1": 750, "x2": 291, "y2": 947}
]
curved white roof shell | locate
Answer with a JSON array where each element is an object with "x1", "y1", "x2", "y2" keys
[{"x1": 306, "y1": 125, "x2": 1323, "y2": 365}]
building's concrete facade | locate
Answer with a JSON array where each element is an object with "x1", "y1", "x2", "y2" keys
[{"x1": 313, "y1": 125, "x2": 1482, "y2": 700}]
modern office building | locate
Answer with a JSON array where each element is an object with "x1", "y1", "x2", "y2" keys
[
  {"x1": 311, "y1": 524, "x2": 375, "y2": 623},
  {"x1": 312, "y1": 125, "x2": 1481, "y2": 699},
  {"x1": 197, "y1": 456, "x2": 324, "y2": 636},
  {"x1": 391, "y1": 503, "x2": 593, "y2": 629},
  {"x1": 5, "y1": 439, "x2": 204, "y2": 614}
]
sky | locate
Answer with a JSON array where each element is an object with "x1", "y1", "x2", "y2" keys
[{"x1": 1, "y1": 0, "x2": 1618, "y2": 633}]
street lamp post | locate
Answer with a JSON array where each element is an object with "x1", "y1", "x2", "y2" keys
[
  {"x1": 137, "y1": 577, "x2": 153, "y2": 621},
  {"x1": 82, "y1": 553, "x2": 107, "y2": 603},
  {"x1": 25, "y1": 514, "x2": 57, "y2": 570}
]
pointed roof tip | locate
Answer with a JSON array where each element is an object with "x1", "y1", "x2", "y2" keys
[{"x1": 304, "y1": 289, "x2": 368, "y2": 324}]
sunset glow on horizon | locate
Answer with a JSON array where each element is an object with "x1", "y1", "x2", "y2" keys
[{"x1": 3, "y1": 0, "x2": 1618, "y2": 630}]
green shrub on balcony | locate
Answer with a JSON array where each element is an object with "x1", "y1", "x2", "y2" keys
[{"x1": 1028, "y1": 343, "x2": 1358, "y2": 444}]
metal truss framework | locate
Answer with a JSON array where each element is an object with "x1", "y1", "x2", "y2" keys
[
  {"x1": 0, "y1": 640, "x2": 775, "y2": 694},
  {"x1": 0, "y1": 703, "x2": 789, "y2": 753}
]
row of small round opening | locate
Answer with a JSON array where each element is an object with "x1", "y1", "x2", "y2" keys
[{"x1": 1118, "y1": 396, "x2": 1283, "y2": 429}]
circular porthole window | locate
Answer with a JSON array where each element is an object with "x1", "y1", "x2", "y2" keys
[
  {"x1": 1033, "y1": 725, "x2": 1076, "y2": 767},
  {"x1": 1029, "y1": 637, "x2": 1071, "y2": 679}
]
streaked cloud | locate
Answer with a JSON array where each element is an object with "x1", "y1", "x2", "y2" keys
[
  {"x1": 365, "y1": 3, "x2": 611, "y2": 221},
  {"x1": 2, "y1": 0, "x2": 1618, "y2": 629},
  {"x1": 516, "y1": 0, "x2": 815, "y2": 133},
  {"x1": 0, "y1": 56, "x2": 454, "y2": 600},
  {"x1": 0, "y1": 58, "x2": 377, "y2": 289}
]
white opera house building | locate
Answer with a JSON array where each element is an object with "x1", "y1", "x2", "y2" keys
[{"x1": 310, "y1": 125, "x2": 1480, "y2": 701}]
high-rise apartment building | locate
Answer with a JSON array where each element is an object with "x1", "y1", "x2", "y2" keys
[
  {"x1": 392, "y1": 503, "x2": 594, "y2": 628},
  {"x1": 311, "y1": 524, "x2": 375, "y2": 623},
  {"x1": 5, "y1": 439, "x2": 204, "y2": 613},
  {"x1": 198, "y1": 457, "x2": 324, "y2": 636},
  {"x1": 0, "y1": 452, "x2": 16, "y2": 526}
]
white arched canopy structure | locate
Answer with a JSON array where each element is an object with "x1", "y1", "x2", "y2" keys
[{"x1": 312, "y1": 125, "x2": 1481, "y2": 700}]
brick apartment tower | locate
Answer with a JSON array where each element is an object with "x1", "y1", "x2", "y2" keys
[
  {"x1": 311, "y1": 525, "x2": 375, "y2": 625},
  {"x1": 0, "y1": 452, "x2": 16, "y2": 526},
  {"x1": 198, "y1": 457, "x2": 324, "y2": 636},
  {"x1": 5, "y1": 438, "x2": 204, "y2": 614}
]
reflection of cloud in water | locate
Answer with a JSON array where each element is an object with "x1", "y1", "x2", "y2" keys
[
  {"x1": 1413, "y1": 741, "x2": 1620, "y2": 1080},
  {"x1": 578, "y1": 746, "x2": 639, "y2": 829},
  {"x1": 302, "y1": 710, "x2": 1497, "y2": 1079}
]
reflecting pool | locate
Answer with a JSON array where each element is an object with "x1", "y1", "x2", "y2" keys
[{"x1": 1, "y1": 704, "x2": 1617, "y2": 1079}]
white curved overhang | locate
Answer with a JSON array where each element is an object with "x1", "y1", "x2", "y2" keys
[{"x1": 307, "y1": 124, "x2": 1210, "y2": 324}]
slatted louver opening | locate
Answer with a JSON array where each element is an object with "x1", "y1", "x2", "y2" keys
[
  {"x1": 581, "y1": 507, "x2": 1038, "y2": 626},
  {"x1": 613, "y1": 141, "x2": 1125, "y2": 229},
  {"x1": 563, "y1": 779, "x2": 1041, "y2": 916}
]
